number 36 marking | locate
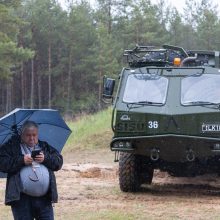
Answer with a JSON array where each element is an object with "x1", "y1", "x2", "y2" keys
[{"x1": 148, "y1": 121, "x2": 159, "y2": 129}]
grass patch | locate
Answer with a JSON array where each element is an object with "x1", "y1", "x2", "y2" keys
[
  {"x1": 0, "y1": 205, "x2": 12, "y2": 220},
  {"x1": 63, "y1": 108, "x2": 113, "y2": 152},
  {"x1": 73, "y1": 210, "x2": 136, "y2": 220},
  {"x1": 55, "y1": 209, "x2": 136, "y2": 220}
]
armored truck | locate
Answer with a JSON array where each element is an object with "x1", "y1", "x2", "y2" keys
[{"x1": 103, "y1": 45, "x2": 220, "y2": 192}]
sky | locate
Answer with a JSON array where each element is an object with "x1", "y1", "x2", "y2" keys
[
  {"x1": 165, "y1": 0, "x2": 220, "y2": 12},
  {"x1": 58, "y1": 0, "x2": 220, "y2": 13}
]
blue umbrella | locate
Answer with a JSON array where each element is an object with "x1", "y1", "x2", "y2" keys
[{"x1": 0, "y1": 108, "x2": 72, "y2": 152}]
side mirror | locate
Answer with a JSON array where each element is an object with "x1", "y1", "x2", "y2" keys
[{"x1": 102, "y1": 76, "x2": 115, "y2": 99}]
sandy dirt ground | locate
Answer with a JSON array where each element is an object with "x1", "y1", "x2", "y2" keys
[{"x1": 1, "y1": 149, "x2": 220, "y2": 219}]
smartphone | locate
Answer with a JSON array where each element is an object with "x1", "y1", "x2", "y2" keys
[{"x1": 31, "y1": 150, "x2": 41, "y2": 158}]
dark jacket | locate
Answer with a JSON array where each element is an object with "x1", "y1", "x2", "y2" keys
[{"x1": 0, "y1": 136, "x2": 63, "y2": 205}]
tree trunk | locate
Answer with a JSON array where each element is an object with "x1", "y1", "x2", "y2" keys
[
  {"x1": 1, "y1": 80, "x2": 5, "y2": 114},
  {"x1": 67, "y1": 49, "x2": 72, "y2": 111},
  {"x1": 108, "y1": 0, "x2": 112, "y2": 34},
  {"x1": 6, "y1": 80, "x2": 12, "y2": 113},
  {"x1": 98, "y1": 71, "x2": 102, "y2": 110},
  {"x1": 38, "y1": 73, "x2": 42, "y2": 108},
  {"x1": 30, "y1": 59, "x2": 34, "y2": 108},
  {"x1": 21, "y1": 63, "x2": 25, "y2": 108},
  {"x1": 48, "y1": 42, "x2": 52, "y2": 108},
  {"x1": 136, "y1": 24, "x2": 139, "y2": 44}
]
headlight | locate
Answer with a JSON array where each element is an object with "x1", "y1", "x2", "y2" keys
[
  {"x1": 113, "y1": 142, "x2": 119, "y2": 148},
  {"x1": 213, "y1": 143, "x2": 220, "y2": 150},
  {"x1": 112, "y1": 141, "x2": 132, "y2": 148},
  {"x1": 119, "y1": 142, "x2": 124, "y2": 147},
  {"x1": 125, "y1": 141, "x2": 132, "y2": 148}
]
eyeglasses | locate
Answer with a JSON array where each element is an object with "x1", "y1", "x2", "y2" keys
[{"x1": 29, "y1": 167, "x2": 39, "y2": 182}]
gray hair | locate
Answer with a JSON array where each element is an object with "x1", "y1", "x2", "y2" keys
[{"x1": 21, "y1": 121, "x2": 38, "y2": 134}]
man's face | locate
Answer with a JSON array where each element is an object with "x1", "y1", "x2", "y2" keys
[{"x1": 21, "y1": 127, "x2": 38, "y2": 147}]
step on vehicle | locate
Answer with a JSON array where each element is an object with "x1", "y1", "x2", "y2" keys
[{"x1": 103, "y1": 44, "x2": 220, "y2": 192}]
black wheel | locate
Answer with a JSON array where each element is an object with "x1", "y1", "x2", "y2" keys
[
  {"x1": 119, "y1": 152, "x2": 141, "y2": 192},
  {"x1": 140, "y1": 167, "x2": 154, "y2": 184}
]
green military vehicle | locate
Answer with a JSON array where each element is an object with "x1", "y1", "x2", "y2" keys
[{"x1": 103, "y1": 44, "x2": 220, "y2": 192}]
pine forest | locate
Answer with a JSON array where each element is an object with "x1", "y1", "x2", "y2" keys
[{"x1": 1, "y1": 0, "x2": 220, "y2": 116}]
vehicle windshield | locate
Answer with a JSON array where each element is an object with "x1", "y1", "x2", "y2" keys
[
  {"x1": 123, "y1": 74, "x2": 169, "y2": 104},
  {"x1": 181, "y1": 74, "x2": 220, "y2": 105}
]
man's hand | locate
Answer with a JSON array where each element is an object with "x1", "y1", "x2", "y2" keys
[
  {"x1": 24, "y1": 154, "x2": 33, "y2": 165},
  {"x1": 34, "y1": 152, "x2": 45, "y2": 163}
]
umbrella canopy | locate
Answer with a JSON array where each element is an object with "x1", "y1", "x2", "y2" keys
[{"x1": 0, "y1": 108, "x2": 72, "y2": 152}]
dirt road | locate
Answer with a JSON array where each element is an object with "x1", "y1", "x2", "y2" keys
[{"x1": 1, "y1": 149, "x2": 220, "y2": 219}]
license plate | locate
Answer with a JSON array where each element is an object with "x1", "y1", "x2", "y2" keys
[{"x1": 202, "y1": 123, "x2": 220, "y2": 132}]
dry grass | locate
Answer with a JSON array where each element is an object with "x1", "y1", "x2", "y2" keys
[
  {"x1": 0, "y1": 185, "x2": 12, "y2": 220},
  {"x1": 53, "y1": 161, "x2": 220, "y2": 220},
  {"x1": 2, "y1": 110, "x2": 220, "y2": 219},
  {"x1": 2, "y1": 153, "x2": 220, "y2": 220}
]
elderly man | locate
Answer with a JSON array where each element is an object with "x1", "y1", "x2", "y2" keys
[{"x1": 0, "y1": 121, "x2": 63, "y2": 220}]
